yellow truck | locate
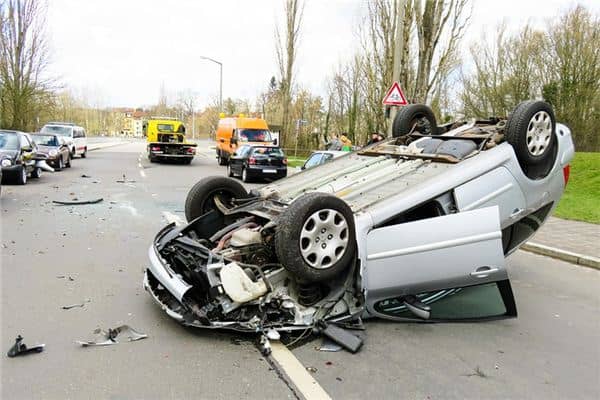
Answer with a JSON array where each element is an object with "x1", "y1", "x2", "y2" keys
[{"x1": 143, "y1": 118, "x2": 197, "y2": 164}]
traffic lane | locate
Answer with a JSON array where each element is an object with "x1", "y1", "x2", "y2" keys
[
  {"x1": 291, "y1": 251, "x2": 600, "y2": 400},
  {"x1": 1, "y1": 145, "x2": 291, "y2": 399}
]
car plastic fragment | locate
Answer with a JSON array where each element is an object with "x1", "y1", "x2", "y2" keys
[
  {"x1": 321, "y1": 324, "x2": 363, "y2": 353},
  {"x1": 53, "y1": 198, "x2": 103, "y2": 205},
  {"x1": 7, "y1": 335, "x2": 45, "y2": 357},
  {"x1": 258, "y1": 335, "x2": 272, "y2": 356},
  {"x1": 77, "y1": 325, "x2": 148, "y2": 347},
  {"x1": 316, "y1": 338, "x2": 342, "y2": 352}
]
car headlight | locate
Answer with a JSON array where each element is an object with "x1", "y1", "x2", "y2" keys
[
  {"x1": 49, "y1": 149, "x2": 58, "y2": 157},
  {"x1": 1, "y1": 159, "x2": 12, "y2": 167}
]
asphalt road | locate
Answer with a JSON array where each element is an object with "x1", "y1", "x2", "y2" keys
[{"x1": 1, "y1": 140, "x2": 599, "y2": 399}]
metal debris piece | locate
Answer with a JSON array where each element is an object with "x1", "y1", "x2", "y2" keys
[
  {"x1": 306, "y1": 366, "x2": 318, "y2": 373},
  {"x1": 266, "y1": 329, "x2": 281, "y2": 341},
  {"x1": 317, "y1": 338, "x2": 343, "y2": 352},
  {"x1": 77, "y1": 325, "x2": 148, "y2": 347},
  {"x1": 80, "y1": 174, "x2": 92, "y2": 178},
  {"x1": 62, "y1": 300, "x2": 90, "y2": 310},
  {"x1": 7, "y1": 335, "x2": 45, "y2": 357},
  {"x1": 258, "y1": 335, "x2": 272, "y2": 356},
  {"x1": 53, "y1": 198, "x2": 103, "y2": 205}
]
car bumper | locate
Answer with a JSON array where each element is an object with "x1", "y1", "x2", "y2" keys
[
  {"x1": 246, "y1": 166, "x2": 287, "y2": 178},
  {"x1": 1, "y1": 164, "x2": 22, "y2": 173}
]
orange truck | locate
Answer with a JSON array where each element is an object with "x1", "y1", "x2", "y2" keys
[{"x1": 215, "y1": 114, "x2": 276, "y2": 165}]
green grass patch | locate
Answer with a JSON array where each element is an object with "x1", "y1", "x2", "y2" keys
[
  {"x1": 553, "y1": 152, "x2": 600, "y2": 224},
  {"x1": 287, "y1": 156, "x2": 307, "y2": 168}
]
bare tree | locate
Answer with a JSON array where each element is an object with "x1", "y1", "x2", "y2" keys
[
  {"x1": 0, "y1": 0, "x2": 54, "y2": 130},
  {"x1": 275, "y1": 0, "x2": 304, "y2": 146},
  {"x1": 412, "y1": 0, "x2": 470, "y2": 103}
]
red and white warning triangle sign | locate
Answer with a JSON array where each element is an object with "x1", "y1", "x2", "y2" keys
[{"x1": 382, "y1": 82, "x2": 408, "y2": 106}]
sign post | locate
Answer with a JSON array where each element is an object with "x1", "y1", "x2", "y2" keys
[{"x1": 383, "y1": 82, "x2": 408, "y2": 137}]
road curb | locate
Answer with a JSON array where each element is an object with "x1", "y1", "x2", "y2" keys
[{"x1": 522, "y1": 242, "x2": 600, "y2": 270}]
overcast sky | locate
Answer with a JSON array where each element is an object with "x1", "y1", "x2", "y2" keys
[{"x1": 46, "y1": 0, "x2": 598, "y2": 109}]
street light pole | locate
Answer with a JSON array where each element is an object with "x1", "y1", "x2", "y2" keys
[{"x1": 200, "y1": 56, "x2": 223, "y2": 112}]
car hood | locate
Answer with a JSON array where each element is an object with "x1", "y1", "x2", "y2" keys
[
  {"x1": 0, "y1": 149, "x2": 17, "y2": 160},
  {"x1": 36, "y1": 145, "x2": 58, "y2": 154}
]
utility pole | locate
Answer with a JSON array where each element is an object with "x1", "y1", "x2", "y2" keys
[
  {"x1": 200, "y1": 56, "x2": 223, "y2": 112},
  {"x1": 387, "y1": 0, "x2": 406, "y2": 137}
]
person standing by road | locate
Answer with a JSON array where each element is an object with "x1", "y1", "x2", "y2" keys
[
  {"x1": 326, "y1": 134, "x2": 342, "y2": 151},
  {"x1": 340, "y1": 133, "x2": 352, "y2": 151}
]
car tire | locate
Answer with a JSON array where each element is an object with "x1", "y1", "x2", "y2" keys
[
  {"x1": 505, "y1": 100, "x2": 558, "y2": 179},
  {"x1": 66, "y1": 155, "x2": 72, "y2": 168},
  {"x1": 183, "y1": 158, "x2": 193, "y2": 165},
  {"x1": 241, "y1": 167, "x2": 250, "y2": 183},
  {"x1": 392, "y1": 104, "x2": 438, "y2": 138},
  {"x1": 217, "y1": 152, "x2": 228, "y2": 166},
  {"x1": 274, "y1": 192, "x2": 356, "y2": 283},
  {"x1": 57, "y1": 157, "x2": 64, "y2": 171},
  {"x1": 16, "y1": 166, "x2": 27, "y2": 185},
  {"x1": 184, "y1": 176, "x2": 248, "y2": 222},
  {"x1": 81, "y1": 148, "x2": 87, "y2": 158},
  {"x1": 31, "y1": 167, "x2": 42, "y2": 179},
  {"x1": 227, "y1": 164, "x2": 234, "y2": 177}
]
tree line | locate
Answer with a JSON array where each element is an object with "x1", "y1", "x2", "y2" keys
[{"x1": 1, "y1": 0, "x2": 598, "y2": 151}]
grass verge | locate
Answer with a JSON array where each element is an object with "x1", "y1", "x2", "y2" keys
[{"x1": 554, "y1": 152, "x2": 600, "y2": 224}]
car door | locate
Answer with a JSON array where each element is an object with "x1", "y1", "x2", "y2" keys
[
  {"x1": 365, "y1": 206, "x2": 516, "y2": 321},
  {"x1": 230, "y1": 145, "x2": 247, "y2": 174}
]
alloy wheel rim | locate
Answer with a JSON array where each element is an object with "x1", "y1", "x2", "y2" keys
[
  {"x1": 526, "y1": 111, "x2": 552, "y2": 156},
  {"x1": 22, "y1": 167, "x2": 26, "y2": 183},
  {"x1": 299, "y1": 209, "x2": 349, "y2": 269}
]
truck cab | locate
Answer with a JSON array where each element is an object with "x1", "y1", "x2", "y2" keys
[{"x1": 144, "y1": 118, "x2": 197, "y2": 164}]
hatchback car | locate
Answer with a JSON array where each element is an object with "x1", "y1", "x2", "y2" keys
[
  {"x1": 0, "y1": 130, "x2": 48, "y2": 184},
  {"x1": 32, "y1": 134, "x2": 72, "y2": 170},
  {"x1": 40, "y1": 122, "x2": 88, "y2": 158},
  {"x1": 227, "y1": 145, "x2": 287, "y2": 182},
  {"x1": 144, "y1": 100, "x2": 573, "y2": 343}
]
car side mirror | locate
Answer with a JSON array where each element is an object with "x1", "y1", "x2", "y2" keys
[
  {"x1": 273, "y1": 138, "x2": 278, "y2": 146},
  {"x1": 231, "y1": 138, "x2": 238, "y2": 145}
]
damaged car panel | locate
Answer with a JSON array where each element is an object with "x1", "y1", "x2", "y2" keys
[{"x1": 143, "y1": 100, "x2": 574, "y2": 340}]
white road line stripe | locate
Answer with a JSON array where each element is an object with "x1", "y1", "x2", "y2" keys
[
  {"x1": 139, "y1": 170, "x2": 146, "y2": 178},
  {"x1": 162, "y1": 211, "x2": 184, "y2": 226},
  {"x1": 270, "y1": 342, "x2": 332, "y2": 400}
]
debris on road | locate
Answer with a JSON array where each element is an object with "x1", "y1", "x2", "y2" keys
[
  {"x1": 80, "y1": 174, "x2": 92, "y2": 178},
  {"x1": 77, "y1": 325, "x2": 148, "y2": 347},
  {"x1": 53, "y1": 198, "x2": 103, "y2": 206},
  {"x1": 7, "y1": 335, "x2": 45, "y2": 358},
  {"x1": 116, "y1": 174, "x2": 136, "y2": 183},
  {"x1": 62, "y1": 300, "x2": 90, "y2": 310},
  {"x1": 306, "y1": 366, "x2": 318, "y2": 373},
  {"x1": 316, "y1": 339, "x2": 343, "y2": 352}
]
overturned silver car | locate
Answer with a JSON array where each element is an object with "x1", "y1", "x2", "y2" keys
[{"x1": 144, "y1": 101, "x2": 574, "y2": 345}]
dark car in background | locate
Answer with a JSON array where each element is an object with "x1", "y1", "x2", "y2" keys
[
  {"x1": 0, "y1": 130, "x2": 45, "y2": 185},
  {"x1": 32, "y1": 134, "x2": 72, "y2": 170},
  {"x1": 227, "y1": 145, "x2": 287, "y2": 182}
]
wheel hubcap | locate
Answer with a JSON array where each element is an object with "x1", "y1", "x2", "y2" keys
[
  {"x1": 300, "y1": 209, "x2": 349, "y2": 269},
  {"x1": 526, "y1": 111, "x2": 552, "y2": 156}
]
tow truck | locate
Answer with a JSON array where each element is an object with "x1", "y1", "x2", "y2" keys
[{"x1": 144, "y1": 118, "x2": 197, "y2": 164}]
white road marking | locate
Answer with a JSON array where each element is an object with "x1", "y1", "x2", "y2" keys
[
  {"x1": 270, "y1": 342, "x2": 332, "y2": 400},
  {"x1": 162, "y1": 211, "x2": 184, "y2": 226},
  {"x1": 139, "y1": 169, "x2": 146, "y2": 178}
]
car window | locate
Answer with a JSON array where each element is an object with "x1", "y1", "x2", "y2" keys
[
  {"x1": 251, "y1": 147, "x2": 283, "y2": 156},
  {"x1": 19, "y1": 134, "x2": 32, "y2": 149},
  {"x1": 157, "y1": 124, "x2": 174, "y2": 132},
  {"x1": 41, "y1": 125, "x2": 73, "y2": 137},
  {"x1": 0, "y1": 132, "x2": 19, "y2": 150},
  {"x1": 237, "y1": 129, "x2": 272, "y2": 142},
  {"x1": 236, "y1": 145, "x2": 250, "y2": 156},
  {"x1": 33, "y1": 135, "x2": 59, "y2": 146},
  {"x1": 304, "y1": 153, "x2": 323, "y2": 168},
  {"x1": 374, "y1": 282, "x2": 513, "y2": 320}
]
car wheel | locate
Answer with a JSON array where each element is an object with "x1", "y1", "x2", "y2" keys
[
  {"x1": 81, "y1": 148, "x2": 87, "y2": 158},
  {"x1": 184, "y1": 176, "x2": 248, "y2": 222},
  {"x1": 57, "y1": 157, "x2": 64, "y2": 171},
  {"x1": 241, "y1": 167, "x2": 252, "y2": 183},
  {"x1": 505, "y1": 100, "x2": 557, "y2": 179},
  {"x1": 227, "y1": 164, "x2": 234, "y2": 177},
  {"x1": 217, "y1": 153, "x2": 228, "y2": 166},
  {"x1": 275, "y1": 192, "x2": 356, "y2": 283},
  {"x1": 16, "y1": 166, "x2": 27, "y2": 185},
  {"x1": 66, "y1": 154, "x2": 72, "y2": 168},
  {"x1": 392, "y1": 104, "x2": 438, "y2": 138},
  {"x1": 31, "y1": 167, "x2": 42, "y2": 179}
]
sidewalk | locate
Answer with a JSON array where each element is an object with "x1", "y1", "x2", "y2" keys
[{"x1": 523, "y1": 216, "x2": 600, "y2": 269}]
